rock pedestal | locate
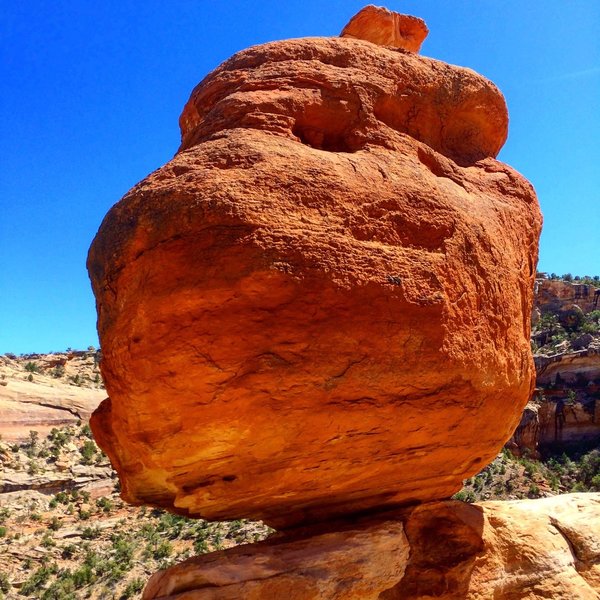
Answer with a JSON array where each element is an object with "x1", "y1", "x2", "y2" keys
[{"x1": 143, "y1": 494, "x2": 600, "y2": 599}]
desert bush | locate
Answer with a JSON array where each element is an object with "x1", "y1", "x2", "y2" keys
[
  {"x1": 121, "y1": 578, "x2": 144, "y2": 599},
  {"x1": 0, "y1": 572, "x2": 10, "y2": 595},
  {"x1": 96, "y1": 497, "x2": 113, "y2": 513},
  {"x1": 452, "y1": 490, "x2": 476, "y2": 503},
  {"x1": 52, "y1": 365, "x2": 65, "y2": 378},
  {"x1": 81, "y1": 526, "x2": 101, "y2": 539},
  {"x1": 61, "y1": 544, "x2": 77, "y2": 559},
  {"x1": 72, "y1": 564, "x2": 95, "y2": 588},
  {"x1": 20, "y1": 566, "x2": 54, "y2": 595},
  {"x1": 80, "y1": 440, "x2": 97, "y2": 464}
]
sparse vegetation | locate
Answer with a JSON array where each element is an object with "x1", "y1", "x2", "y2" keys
[
  {"x1": 0, "y1": 422, "x2": 272, "y2": 599},
  {"x1": 455, "y1": 446, "x2": 600, "y2": 503}
]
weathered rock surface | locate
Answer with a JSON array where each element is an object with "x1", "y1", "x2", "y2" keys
[
  {"x1": 340, "y1": 5, "x2": 428, "y2": 52},
  {"x1": 0, "y1": 377, "x2": 105, "y2": 442},
  {"x1": 536, "y1": 346, "x2": 600, "y2": 386},
  {"x1": 88, "y1": 17, "x2": 541, "y2": 528},
  {"x1": 507, "y1": 401, "x2": 543, "y2": 457},
  {"x1": 143, "y1": 494, "x2": 600, "y2": 599}
]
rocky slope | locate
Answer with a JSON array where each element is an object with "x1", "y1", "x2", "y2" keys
[
  {"x1": 0, "y1": 351, "x2": 105, "y2": 442},
  {"x1": 0, "y1": 423, "x2": 271, "y2": 599}
]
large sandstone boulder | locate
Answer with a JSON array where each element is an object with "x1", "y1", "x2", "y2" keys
[
  {"x1": 88, "y1": 8, "x2": 541, "y2": 528},
  {"x1": 143, "y1": 494, "x2": 600, "y2": 599}
]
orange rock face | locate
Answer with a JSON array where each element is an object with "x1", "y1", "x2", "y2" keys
[
  {"x1": 143, "y1": 494, "x2": 600, "y2": 599},
  {"x1": 88, "y1": 22, "x2": 541, "y2": 527},
  {"x1": 341, "y1": 5, "x2": 428, "y2": 52}
]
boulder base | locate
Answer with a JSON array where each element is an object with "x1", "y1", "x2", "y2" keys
[{"x1": 143, "y1": 494, "x2": 600, "y2": 599}]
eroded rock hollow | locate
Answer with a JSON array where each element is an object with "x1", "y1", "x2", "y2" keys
[{"x1": 88, "y1": 6, "x2": 542, "y2": 529}]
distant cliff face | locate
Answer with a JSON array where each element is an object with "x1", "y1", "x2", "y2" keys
[
  {"x1": 509, "y1": 278, "x2": 600, "y2": 457},
  {"x1": 535, "y1": 278, "x2": 600, "y2": 315}
]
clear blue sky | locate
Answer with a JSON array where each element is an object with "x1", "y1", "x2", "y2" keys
[{"x1": 1, "y1": 1, "x2": 598, "y2": 354}]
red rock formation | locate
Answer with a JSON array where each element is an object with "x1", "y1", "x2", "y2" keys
[
  {"x1": 510, "y1": 392, "x2": 600, "y2": 456},
  {"x1": 143, "y1": 494, "x2": 600, "y2": 599},
  {"x1": 88, "y1": 12, "x2": 541, "y2": 528},
  {"x1": 340, "y1": 5, "x2": 428, "y2": 52},
  {"x1": 506, "y1": 401, "x2": 542, "y2": 457}
]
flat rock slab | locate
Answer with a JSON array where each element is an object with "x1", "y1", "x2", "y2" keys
[
  {"x1": 143, "y1": 494, "x2": 600, "y2": 599},
  {"x1": 0, "y1": 377, "x2": 105, "y2": 442},
  {"x1": 89, "y1": 34, "x2": 541, "y2": 527}
]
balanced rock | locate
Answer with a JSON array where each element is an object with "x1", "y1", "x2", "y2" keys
[
  {"x1": 88, "y1": 8, "x2": 542, "y2": 528},
  {"x1": 340, "y1": 5, "x2": 429, "y2": 52},
  {"x1": 143, "y1": 494, "x2": 600, "y2": 599}
]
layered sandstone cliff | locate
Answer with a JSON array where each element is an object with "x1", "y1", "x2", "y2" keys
[
  {"x1": 536, "y1": 278, "x2": 600, "y2": 314},
  {"x1": 88, "y1": 6, "x2": 541, "y2": 529}
]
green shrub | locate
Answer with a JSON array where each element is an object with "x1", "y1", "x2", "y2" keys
[
  {"x1": 121, "y1": 578, "x2": 144, "y2": 599},
  {"x1": 96, "y1": 497, "x2": 113, "y2": 513},
  {"x1": 72, "y1": 564, "x2": 95, "y2": 588},
  {"x1": 452, "y1": 490, "x2": 476, "y2": 503},
  {"x1": 81, "y1": 526, "x2": 101, "y2": 539},
  {"x1": 0, "y1": 572, "x2": 10, "y2": 595},
  {"x1": 80, "y1": 440, "x2": 97, "y2": 464},
  {"x1": 21, "y1": 566, "x2": 53, "y2": 595}
]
